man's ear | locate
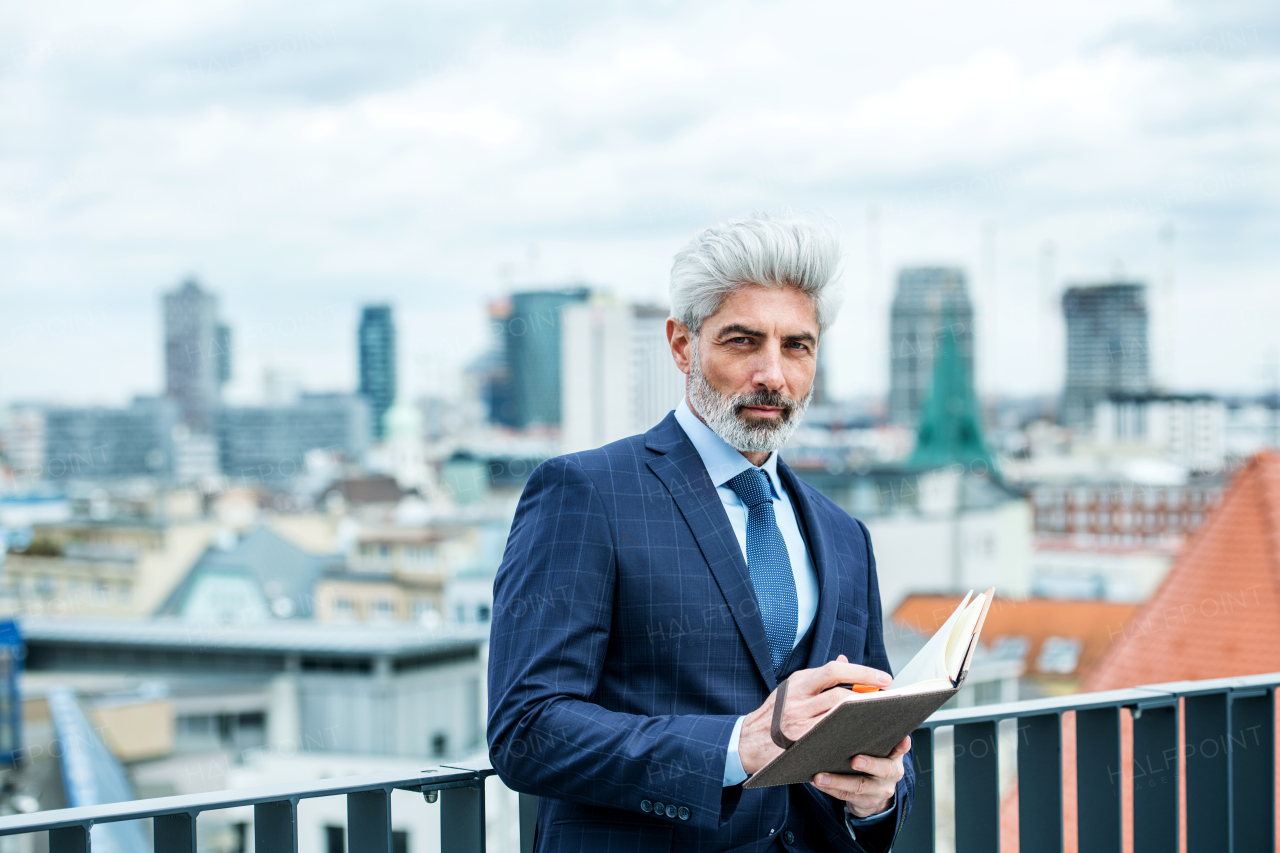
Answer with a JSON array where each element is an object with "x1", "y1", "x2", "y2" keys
[{"x1": 667, "y1": 318, "x2": 694, "y2": 376}]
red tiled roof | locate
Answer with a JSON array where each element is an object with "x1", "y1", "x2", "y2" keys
[
  {"x1": 892, "y1": 594, "x2": 1138, "y2": 681},
  {"x1": 1087, "y1": 450, "x2": 1280, "y2": 691}
]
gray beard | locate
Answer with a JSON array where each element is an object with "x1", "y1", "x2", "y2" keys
[{"x1": 686, "y1": 343, "x2": 813, "y2": 454}]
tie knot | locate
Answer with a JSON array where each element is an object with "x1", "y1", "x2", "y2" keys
[{"x1": 726, "y1": 467, "x2": 774, "y2": 509}]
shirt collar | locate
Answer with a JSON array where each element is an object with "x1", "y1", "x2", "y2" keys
[{"x1": 674, "y1": 397, "x2": 782, "y2": 499}]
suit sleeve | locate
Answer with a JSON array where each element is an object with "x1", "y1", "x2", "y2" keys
[{"x1": 487, "y1": 455, "x2": 741, "y2": 831}]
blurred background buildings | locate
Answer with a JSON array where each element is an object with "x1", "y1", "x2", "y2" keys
[
  {"x1": 1, "y1": 1, "x2": 1278, "y2": 846},
  {"x1": 0, "y1": 260, "x2": 1277, "y2": 850}
]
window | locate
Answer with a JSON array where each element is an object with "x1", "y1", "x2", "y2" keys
[
  {"x1": 372, "y1": 600, "x2": 395, "y2": 621},
  {"x1": 477, "y1": 604, "x2": 491, "y2": 622},
  {"x1": 334, "y1": 598, "x2": 355, "y2": 619},
  {"x1": 1036, "y1": 637, "x2": 1083, "y2": 674},
  {"x1": 393, "y1": 831, "x2": 409, "y2": 853},
  {"x1": 990, "y1": 635, "x2": 1030, "y2": 662},
  {"x1": 432, "y1": 732, "x2": 448, "y2": 757},
  {"x1": 325, "y1": 825, "x2": 345, "y2": 853}
]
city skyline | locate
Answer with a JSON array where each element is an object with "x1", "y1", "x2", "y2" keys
[{"x1": 2, "y1": 0, "x2": 1277, "y2": 407}]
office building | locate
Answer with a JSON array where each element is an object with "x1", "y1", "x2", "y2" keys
[
  {"x1": 888, "y1": 267, "x2": 975, "y2": 426},
  {"x1": 506, "y1": 288, "x2": 591, "y2": 428},
  {"x1": 358, "y1": 305, "x2": 397, "y2": 442},
  {"x1": 163, "y1": 279, "x2": 229, "y2": 432},
  {"x1": 216, "y1": 394, "x2": 369, "y2": 485},
  {"x1": 470, "y1": 299, "x2": 516, "y2": 427},
  {"x1": 1094, "y1": 392, "x2": 1227, "y2": 473},
  {"x1": 20, "y1": 617, "x2": 489, "y2": 760},
  {"x1": 560, "y1": 302, "x2": 686, "y2": 452},
  {"x1": 42, "y1": 397, "x2": 179, "y2": 481},
  {"x1": 1061, "y1": 283, "x2": 1149, "y2": 428}
]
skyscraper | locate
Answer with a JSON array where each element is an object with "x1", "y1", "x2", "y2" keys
[
  {"x1": 163, "y1": 279, "x2": 228, "y2": 432},
  {"x1": 1061, "y1": 283, "x2": 1149, "y2": 428},
  {"x1": 888, "y1": 267, "x2": 975, "y2": 426},
  {"x1": 506, "y1": 287, "x2": 590, "y2": 429},
  {"x1": 469, "y1": 298, "x2": 515, "y2": 427},
  {"x1": 358, "y1": 305, "x2": 397, "y2": 442}
]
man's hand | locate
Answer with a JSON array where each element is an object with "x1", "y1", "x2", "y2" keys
[
  {"x1": 812, "y1": 735, "x2": 910, "y2": 817},
  {"x1": 738, "y1": 655, "x2": 892, "y2": 776}
]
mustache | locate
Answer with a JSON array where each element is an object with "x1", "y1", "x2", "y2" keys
[{"x1": 733, "y1": 389, "x2": 799, "y2": 417}]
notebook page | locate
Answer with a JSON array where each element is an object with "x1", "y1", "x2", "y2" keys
[
  {"x1": 944, "y1": 592, "x2": 987, "y2": 681},
  {"x1": 890, "y1": 590, "x2": 973, "y2": 689}
]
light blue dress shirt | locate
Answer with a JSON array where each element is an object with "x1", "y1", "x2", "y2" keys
[{"x1": 672, "y1": 400, "x2": 894, "y2": 832}]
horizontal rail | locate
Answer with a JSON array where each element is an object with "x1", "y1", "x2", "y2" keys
[{"x1": 0, "y1": 760, "x2": 494, "y2": 836}]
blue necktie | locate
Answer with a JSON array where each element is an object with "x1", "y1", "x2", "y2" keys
[{"x1": 726, "y1": 467, "x2": 798, "y2": 671}]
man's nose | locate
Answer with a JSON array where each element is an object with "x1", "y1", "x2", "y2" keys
[{"x1": 752, "y1": 344, "x2": 787, "y2": 392}]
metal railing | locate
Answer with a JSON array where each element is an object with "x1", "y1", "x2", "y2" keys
[
  {"x1": 0, "y1": 759, "x2": 504, "y2": 853},
  {"x1": 0, "y1": 673, "x2": 1275, "y2": 852},
  {"x1": 896, "y1": 672, "x2": 1278, "y2": 853}
]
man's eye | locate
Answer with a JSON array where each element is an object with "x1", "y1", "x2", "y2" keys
[{"x1": 728, "y1": 337, "x2": 751, "y2": 344}]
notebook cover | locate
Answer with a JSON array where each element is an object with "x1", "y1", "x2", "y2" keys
[{"x1": 743, "y1": 686, "x2": 956, "y2": 788}]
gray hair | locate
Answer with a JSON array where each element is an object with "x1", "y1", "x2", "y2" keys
[{"x1": 669, "y1": 212, "x2": 843, "y2": 335}]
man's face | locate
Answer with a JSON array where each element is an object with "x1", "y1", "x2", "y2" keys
[{"x1": 667, "y1": 283, "x2": 819, "y2": 453}]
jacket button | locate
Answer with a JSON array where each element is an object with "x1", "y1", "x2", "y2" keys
[
  {"x1": 677, "y1": 806, "x2": 690, "y2": 820},
  {"x1": 783, "y1": 829, "x2": 796, "y2": 844},
  {"x1": 640, "y1": 799, "x2": 652, "y2": 813},
  {"x1": 665, "y1": 804, "x2": 677, "y2": 818},
  {"x1": 653, "y1": 801, "x2": 664, "y2": 815}
]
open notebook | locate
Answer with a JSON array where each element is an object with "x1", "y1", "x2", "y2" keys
[{"x1": 744, "y1": 587, "x2": 995, "y2": 789}]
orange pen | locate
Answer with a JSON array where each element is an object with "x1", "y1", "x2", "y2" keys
[{"x1": 832, "y1": 683, "x2": 883, "y2": 693}]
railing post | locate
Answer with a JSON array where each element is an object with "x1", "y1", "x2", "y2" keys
[
  {"x1": 154, "y1": 812, "x2": 197, "y2": 853},
  {"x1": 347, "y1": 789, "x2": 393, "y2": 853},
  {"x1": 1075, "y1": 707, "x2": 1122, "y2": 853},
  {"x1": 254, "y1": 800, "x2": 298, "y2": 853},
  {"x1": 894, "y1": 727, "x2": 934, "y2": 853},
  {"x1": 1185, "y1": 692, "x2": 1229, "y2": 853},
  {"x1": 1230, "y1": 688, "x2": 1274, "y2": 851},
  {"x1": 519, "y1": 793, "x2": 539, "y2": 853},
  {"x1": 954, "y1": 721, "x2": 999, "y2": 853},
  {"x1": 49, "y1": 826, "x2": 90, "y2": 853},
  {"x1": 1131, "y1": 704, "x2": 1178, "y2": 853},
  {"x1": 440, "y1": 782, "x2": 485, "y2": 853},
  {"x1": 1017, "y1": 713, "x2": 1062, "y2": 853}
]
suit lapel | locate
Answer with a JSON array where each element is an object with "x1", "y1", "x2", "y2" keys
[
  {"x1": 777, "y1": 459, "x2": 841, "y2": 670},
  {"x1": 645, "y1": 415, "x2": 777, "y2": 689}
]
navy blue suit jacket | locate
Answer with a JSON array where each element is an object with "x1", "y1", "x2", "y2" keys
[{"x1": 487, "y1": 413, "x2": 914, "y2": 852}]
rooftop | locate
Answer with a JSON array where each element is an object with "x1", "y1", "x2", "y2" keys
[
  {"x1": 893, "y1": 593, "x2": 1139, "y2": 683},
  {"x1": 1087, "y1": 450, "x2": 1280, "y2": 690}
]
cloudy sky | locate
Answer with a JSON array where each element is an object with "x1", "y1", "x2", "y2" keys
[{"x1": 2, "y1": 0, "x2": 1276, "y2": 408}]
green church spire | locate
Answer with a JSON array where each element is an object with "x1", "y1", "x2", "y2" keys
[{"x1": 908, "y1": 317, "x2": 999, "y2": 477}]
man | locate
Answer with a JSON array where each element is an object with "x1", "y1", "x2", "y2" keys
[{"x1": 488, "y1": 213, "x2": 914, "y2": 852}]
